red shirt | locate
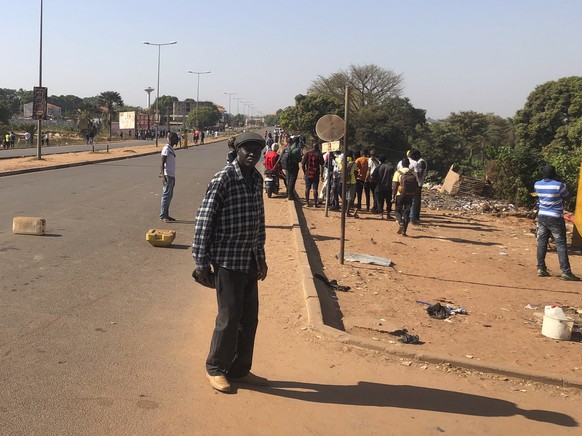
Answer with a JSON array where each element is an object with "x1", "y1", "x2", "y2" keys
[{"x1": 264, "y1": 150, "x2": 281, "y2": 172}]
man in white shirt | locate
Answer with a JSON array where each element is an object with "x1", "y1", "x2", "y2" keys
[{"x1": 160, "y1": 132, "x2": 178, "y2": 222}]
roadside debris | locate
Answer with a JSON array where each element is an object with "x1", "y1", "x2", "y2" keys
[
  {"x1": 398, "y1": 328, "x2": 420, "y2": 344},
  {"x1": 416, "y1": 300, "x2": 468, "y2": 319},
  {"x1": 341, "y1": 253, "x2": 393, "y2": 267},
  {"x1": 314, "y1": 272, "x2": 351, "y2": 292}
]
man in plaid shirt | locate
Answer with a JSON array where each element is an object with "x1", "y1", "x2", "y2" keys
[{"x1": 192, "y1": 132, "x2": 269, "y2": 393}]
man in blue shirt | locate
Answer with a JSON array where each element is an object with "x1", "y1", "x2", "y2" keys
[{"x1": 534, "y1": 164, "x2": 579, "y2": 281}]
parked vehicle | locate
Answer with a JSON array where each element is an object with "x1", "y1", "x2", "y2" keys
[{"x1": 264, "y1": 169, "x2": 280, "y2": 198}]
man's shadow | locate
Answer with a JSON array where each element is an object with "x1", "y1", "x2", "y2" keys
[{"x1": 238, "y1": 381, "x2": 577, "y2": 427}]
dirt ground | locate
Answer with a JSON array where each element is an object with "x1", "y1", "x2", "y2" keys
[
  {"x1": 292, "y1": 185, "x2": 582, "y2": 383},
  {"x1": 2, "y1": 144, "x2": 581, "y2": 384}
]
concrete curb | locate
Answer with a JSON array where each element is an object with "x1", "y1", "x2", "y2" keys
[{"x1": 287, "y1": 200, "x2": 582, "y2": 390}]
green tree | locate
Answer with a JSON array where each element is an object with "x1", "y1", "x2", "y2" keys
[
  {"x1": 263, "y1": 113, "x2": 279, "y2": 127},
  {"x1": 352, "y1": 97, "x2": 426, "y2": 162},
  {"x1": 278, "y1": 94, "x2": 343, "y2": 140},
  {"x1": 308, "y1": 64, "x2": 404, "y2": 112},
  {"x1": 0, "y1": 100, "x2": 11, "y2": 123},
  {"x1": 515, "y1": 76, "x2": 582, "y2": 152},
  {"x1": 513, "y1": 76, "x2": 582, "y2": 203},
  {"x1": 187, "y1": 105, "x2": 220, "y2": 129},
  {"x1": 48, "y1": 95, "x2": 83, "y2": 118},
  {"x1": 152, "y1": 95, "x2": 178, "y2": 126},
  {"x1": 446, "y1": 111, "x2": 489, "y2": 171},
  {"x1": 97, "y1": 91, "x2": 124, "y2": 140}
]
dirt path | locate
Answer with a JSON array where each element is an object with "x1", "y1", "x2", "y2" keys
[{"x1": 295, "y1": 188, "x2": 582, "y2": 384}]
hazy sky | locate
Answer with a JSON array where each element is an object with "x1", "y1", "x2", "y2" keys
[{"x1": 2, "y1": 0, "x2": 581, "y2": 120}]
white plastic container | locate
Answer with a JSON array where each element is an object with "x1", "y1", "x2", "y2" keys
[
  {"x1": 542, "y1": 305, "x2": 574, "y2": 340},
  {"x1": 12, "y1": 217, "x2": 46, "y2": 235},
  {"x1": 544, "y1": 305, "x2": 566, "y2": 318}
]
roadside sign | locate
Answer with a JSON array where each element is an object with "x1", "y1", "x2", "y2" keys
[
  {"x1": 316, "y1": 114, "x2": 345, "y2": 142},
  {"x1": 32, "y1": 86, "x2": 48, "y2": 120},
  {"x1": 322, "y1": 140, "x2": 341, "y2": 152}
]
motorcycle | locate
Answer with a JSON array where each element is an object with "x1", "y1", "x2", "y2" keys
[{"x1": 264, "y1": 169, "x2": 280, "y2": 198}]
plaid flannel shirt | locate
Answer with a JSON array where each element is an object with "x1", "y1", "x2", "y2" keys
[{"x1": 192, "y1": 159, "x2": 266, "y2": 272}]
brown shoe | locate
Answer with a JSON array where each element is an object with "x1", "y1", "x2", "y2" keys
[
  {"x1": 229, "y1": 372, "x2": 269, "y2": 386},
  {"x1": 207, "y1": 373, "x2": 231, "y2": 393}
]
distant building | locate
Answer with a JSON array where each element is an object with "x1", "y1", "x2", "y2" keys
[{"x1": 23, "y1": 102, "x2": 62, "y2": 119}]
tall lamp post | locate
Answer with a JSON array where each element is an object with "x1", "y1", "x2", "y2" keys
[
  {"x1": 224, "y1": 92, "x2": 237, "y2": 128},
  {"x1": 234, "y1": 97, "x2": 244, "y2": 127},
  {"x1": 187, "y1": 70, "x2": 211, "y2": 129},
  {"x1": 143, "y1": 40, "x2": 177, "y2": 146},
  {"x1": 144, "y1": 86, "x2": 154, "y2": 136},
  {"x1": 36, "y1": 0, "x2": 44, "y2": 160},
  {"x1": 240, "y1": 101, "x2": 250, "y2": 127}
]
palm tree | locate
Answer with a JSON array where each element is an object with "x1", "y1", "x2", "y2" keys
[{"x1": 97, "y1": 91, "x2": 124, "y2": 140}]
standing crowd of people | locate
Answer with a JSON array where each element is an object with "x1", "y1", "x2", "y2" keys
[{"x1": 262, "y1": 134, "x2": 429, "y2": 236}]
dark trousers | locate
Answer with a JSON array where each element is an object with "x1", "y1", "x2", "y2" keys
[
  {"x1": 369, "y1": 182, "x2": 378, "y2": 210},
  {"x1": 356, "y1": 180, "x2": 371, "y2": 210},
  {"x1": 537, "y1": 215, "x2": 571, "y2": 274},
  {"x1": 376, "y1": 189, "x2": 392, "y2": 217},
  {"x1": 395, "y1": 195, "x2": 413, "y2": 233},
  {"x1": 206, "y1": 265, "x2": 259, "y2": 378},
  {"x1": 286, "y1": 166, "x2": 299, "y2": 199},
  {"x1": 410, "y1": 185, "x2": 423, "y2": 221}
]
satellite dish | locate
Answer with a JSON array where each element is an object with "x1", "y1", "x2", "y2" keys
[{"x1": 316, "y1": 114, "x2": 345, "y2": 142}]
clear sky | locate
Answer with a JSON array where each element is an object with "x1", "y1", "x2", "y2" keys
[{"x1": 2, "y1": 0, "x2": 581, "y2": 120}]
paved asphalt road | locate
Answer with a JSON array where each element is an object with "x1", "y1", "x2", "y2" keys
[
  {"x1": 0, "y1": 140, "x2": 228, "y2": 434},
  {"x1": 0, "y1": 139, "x2": 156, "y2": 159}
]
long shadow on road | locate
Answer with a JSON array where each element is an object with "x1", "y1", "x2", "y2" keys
[{"x1": 244, "y1": 381, "x2": 578, "y2": 427}]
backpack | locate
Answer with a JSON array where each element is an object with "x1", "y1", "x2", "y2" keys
[
  {"x1": 398, "y1": 170, "x2": 418, "y2": 198},
  {"x1": 280, "y1": 147, "x2": 290, "y2": 170}
]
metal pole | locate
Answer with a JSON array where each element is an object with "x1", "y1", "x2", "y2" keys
[
  {"x1": 36, "y1": 0, "x2": 43, "y2": 160},
  {"x1": 324, "y1": 151, "x2": 332, "y2": 217},
  {"x1": 155, "y1": 45, "x2": 161, "y2": 146},
  {"x1": 339, "y1": 86, "x2": 350, "y2": 265},
  {"x1": 224, "y1": 92, "x2": 237, "y2": 128},
  {"x1": 144, "y1": 41, "x2": 177, "y2": 146}
]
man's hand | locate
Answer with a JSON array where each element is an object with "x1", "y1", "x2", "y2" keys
[
  {"x1": 257, "y1": 259, "x2": 268, "y2": 281},
  {"x1": 193, "y1": 267, "x2": 214, "y2": 287}
]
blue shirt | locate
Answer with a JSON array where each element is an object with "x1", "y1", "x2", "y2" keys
[{"x1": 534, "y1": 178, "x2": 569, "y2": 218}]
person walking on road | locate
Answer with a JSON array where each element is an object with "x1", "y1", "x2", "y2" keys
[
  {"x1": 192, "y1": 132, "x2": 269, "y2": 393},
  {"x1": 534, "y1": 164, "x2": 580, "y2": 281},
  {"x1": 159, "y1": 132, "x2": 178, "y2": 222}
]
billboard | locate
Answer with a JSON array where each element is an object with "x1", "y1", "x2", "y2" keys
[
  {"x1": 32, "y1": 86, "x2": 48, "y2": 120},
  {"x1": 119, "y1": 111, "x2": 136, "y2": 130}
]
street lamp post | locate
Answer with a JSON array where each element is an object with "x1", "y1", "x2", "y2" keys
[
  {"x1": 36, "y1": 0, "x2": 43, "y2": 160},
  {"x1": 240, "y1": 101, "x2": 250, "y2": 127},
  {"x1": 144, "y1": 86, "x2": 154, "y2": 138},
  {"x1": 224, "y1": 92, "x2": 237, "y2": 129},
  {"x1": 187, "y1": 71, "x2": 211, "y2": 129},
  {"x1": 143, "y1": 40, "x2": 177, "y2": 146}
]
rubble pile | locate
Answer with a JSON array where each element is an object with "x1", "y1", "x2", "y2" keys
[{"x1": 422, "y1": 188, "x2": 522, "y2": 215}]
